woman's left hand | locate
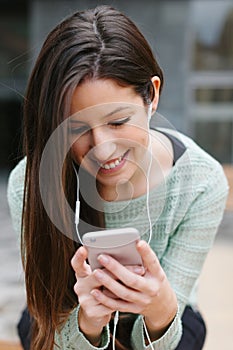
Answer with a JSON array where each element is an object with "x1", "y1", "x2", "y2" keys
[{"x1": 91, "y1": 240, "x2": 178, "y2": 340}]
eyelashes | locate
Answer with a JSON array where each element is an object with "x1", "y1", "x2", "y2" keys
[
  {"x1": 108, "y1": 116, "x2": 131, "y2": 127},
  {"x1": 70, "y1": 125, "x2": 89, "y2": 135},
  {"x1": 70, "y1": 116, "x2": 131, "y2": 135}
]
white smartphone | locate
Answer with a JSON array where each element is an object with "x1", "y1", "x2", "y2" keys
[{"x1": 82, "y1": 227, "x2": 142, "y2": 269}]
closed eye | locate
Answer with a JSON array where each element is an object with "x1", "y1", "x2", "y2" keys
[
  {"x1": 108, "y1": 116, "x2": 130, "y2": 127},
  {"x1": 70, "y1": 125, "x2": 89, "y2": 135}
]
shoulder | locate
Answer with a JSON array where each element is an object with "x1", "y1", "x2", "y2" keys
[
  {"x1": 7, "y1": 157, "x2": 27, "y2": 235},
  {"x1": 181, "y1": 132, "x2": 228, "y2": 190},
  {"x1": 7, "y1": 157, "x2": 27, "y2": 197},
  {"x1": 156, "y1": 130, "x2": 229, "y2": 235},
  {"x1": 157, "y1": 129, "x2": 229, "y2": 209},
  {"x1": 163, "y1": 128, "x2": 228, "y2": 185}
]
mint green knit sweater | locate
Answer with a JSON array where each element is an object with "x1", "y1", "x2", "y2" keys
[{"x1": 7, "y1": 129, "x2": 229, "y2": 350}]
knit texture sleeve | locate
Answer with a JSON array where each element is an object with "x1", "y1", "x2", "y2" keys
[
  {"x1": 160, "y1": 162, "x2": 228, "y2": 317},
  {"x1": 7, "y1": 157, "x2": 26, "y2": 239},
  {"x1": 131, "y1": 308, "x2": 182, "y2": 350},
  {"x1": 131, "y1": 161, "x2": 228, "y2": 349},
  {"x1": 54, "y1": 306, "x2": 110, "y2": 350}
]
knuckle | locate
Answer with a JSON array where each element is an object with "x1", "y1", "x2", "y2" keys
[
  {"x1": 135, "y1": 304, "x2": 144, "y2": 314},
  {"x1": 70, "y1": 256, "x2": 77, "y2": 270},
  {"x1": 135, "y1": 300, "x2": 146, "y2": 312},
  {"x1": 73, "y1": 281, "x2": 81, "y2": 295},
  {"x1": 118, "y1": 304, "x2": 128, "y2": 313},
  {"x1": 148, "y1": 284, "x2": 159, "y2": 297},
  {"x1": 85, "y1": 308, "x2": 94, "y2": 319},
  {"x1": 122, "y1": 290, "x2": 132, "y2": 300},
  {"x1": 129, "y1": 275, "x2": 140, "y2": 289},
  {"x1": 141, "y1": 296, "x2": 151, "y2": 306},
  {"x1": 151, "y1": 257, "x2": 157, "y2": 265},
  {"x1": 79, "y1": 295, "x2": 90, "y2": 309},
  {"x1": 158, "y1": 269, "x2": 166, "y2": 283}
]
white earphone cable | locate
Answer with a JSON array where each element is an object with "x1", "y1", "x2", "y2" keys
[
  {"x1": 72, "y1": 162, "x2": 82, "y2": 244},
  {"x1": 142, "y1": 317, "x2": 154, "y2": 350},
  {"x1": 72, "y1": 104, "x2": 154, "y2": 349},
  {"x1": 146, "y1": 103, "x2": 153, "y2": 245},
  {"x1": 146, "y1": 131, "x2": 153, "y2": 246},
  {"x1": 112, "y1": 310, "x2": 119, "y2": 350},
  {"x1": 142, "y1": 105, "x2": 154, "y2": 349}
]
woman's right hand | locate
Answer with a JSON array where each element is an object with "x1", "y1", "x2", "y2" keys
[{"x1": 71, "y1": 246, "x2": 114, "y2": 346}]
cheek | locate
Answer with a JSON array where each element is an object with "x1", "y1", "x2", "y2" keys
[
  {"x1": 119, "y1": 130, "x2": 148, "y2": 153},
  {"x1": 71, "y1": 140, "x2": 88, "y2": 163},
  {"x1": 122, "y1": 124, "x2": 148, "y2": 141},
  {"x1": 129, "y1": 128, "x2": 149, "y2": 149},
  {"x1": 70, "y1": 145, "x2": 79, "y2": 163}
]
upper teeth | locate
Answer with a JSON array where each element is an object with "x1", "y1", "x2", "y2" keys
[{"x1": 100, "y1": 156, "x2": 122, "y2": 169}]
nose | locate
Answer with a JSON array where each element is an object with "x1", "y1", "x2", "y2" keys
[{"x1": 91, "y1": 126, "x2": 116, "y2": 163}]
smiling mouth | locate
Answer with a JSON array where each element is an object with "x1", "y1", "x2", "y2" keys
[{"x1": 99, "y1": 150, "x2": 129, "y2": 170}]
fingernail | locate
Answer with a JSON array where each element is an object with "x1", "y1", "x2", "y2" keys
[
  {"x1": 94, "y1": 269, "x2": 104, "y2": 280},
  {"x1": 98, "y1": 254, "x2": 109, "y2": 265},
  {"x1": 91, "y1": 289, "x2": 100, "y2": 298},
  {"x1": 137, "y1": 240, "x2": 146, "y2": 249},
  {"x1": 133, "y1": 266, "x2": 145, "y2": 274}
]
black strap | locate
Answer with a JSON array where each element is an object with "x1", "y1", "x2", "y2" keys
[{"x1": 151, "y1": 127, "x2": 187, "y2": 165}]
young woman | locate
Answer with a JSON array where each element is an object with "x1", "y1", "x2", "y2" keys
[{"x1": 7, "y1": 5, "x2": 228, "y2": 350}]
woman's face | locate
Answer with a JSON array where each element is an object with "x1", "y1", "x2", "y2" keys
[{"x1": 69, "y1": 78, "x2": 155, "y2": 196}]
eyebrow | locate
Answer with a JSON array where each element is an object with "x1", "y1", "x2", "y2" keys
[{"x1": 70, "y1": 106, "x2": 130, "y2": 123}]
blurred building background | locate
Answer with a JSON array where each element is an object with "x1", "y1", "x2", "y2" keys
[
  {"x1": 1, "y1": 0, "x2": 233, "y2": 173},
  {"x1": 0, "y1": 1, "x2": 232, "y2": 349}
]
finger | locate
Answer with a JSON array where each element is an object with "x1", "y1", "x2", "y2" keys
[
  {"x1": 101, "y1": 265, "x2": 145, "y2": 298},
  {"x1": 90, "y1": 289, "x2": 142, "y2": 314},
  {"x1": 71, "y1": 246, "x2": 91, "y2": 277},
  {"x1": 79, "y1": 299, "x2": 115, "y2": 320},
  {"x1": 102, "y1": 287, "x2": 119, "y2": 299},
  {"x1": 101, "y1": 265, "x2": 144, "y2": 282},
  {"x1": 93, "y1": 269, "x2": 144, "y2": 304},
  {"x1": 126, "y1": 265, "x2": 145, "y2": 276},
  {"x1": 100, "y1": 267, "x2": 143, "y2": 299},
  {"x1": 73, "y1": 272, "x2": 103, "y2": 297},
  {"x1": 97, "y1": 254, "x2": 147, "y2": 292},
  {"x1": 136, "y1": 240, "x2": 162, "y2": 276}
]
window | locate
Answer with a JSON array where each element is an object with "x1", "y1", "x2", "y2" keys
[
  {"x1": 187, "y1": 0, "x2": 233, "y2": 163},
  {"x1": 0, "y1": 2, "x2": 29, "y2": 80},
  {"x1": 191, "y1": 1, "x2": 233, "y2": 71},
  {"x1": 0, "y1": 1, "x2": 28, "y2": 170}
]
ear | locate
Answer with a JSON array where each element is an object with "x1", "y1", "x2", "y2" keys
[{"x1": 151, "y1": 76, "x2": 161, "y2": 112}]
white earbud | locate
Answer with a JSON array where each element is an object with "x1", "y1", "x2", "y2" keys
[
  {"x1": 72, "y1": 162, "x2": 82, "y2": 243},
  {"x1": 148, "y1": 103, "x2": 153, "y2": 122},
  {"x1": 75, "y1": 199, "x2": 80, "y2": 225}
]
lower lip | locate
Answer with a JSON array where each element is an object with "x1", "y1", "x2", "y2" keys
[{"x1": 98, "y1": 151, "x2": 129, "y2": 175}]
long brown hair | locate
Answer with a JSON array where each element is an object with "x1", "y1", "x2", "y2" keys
[{"x1": 22, "y1": 5, "x2": 164, "y2": 349}]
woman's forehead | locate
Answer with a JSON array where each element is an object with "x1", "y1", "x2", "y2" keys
[
  {"x1": 69, "y1": 102, "x2": 147, "y2": 123},
  {"x1": 70, "y1": 78, "x2": 144, "y2": 114}
]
